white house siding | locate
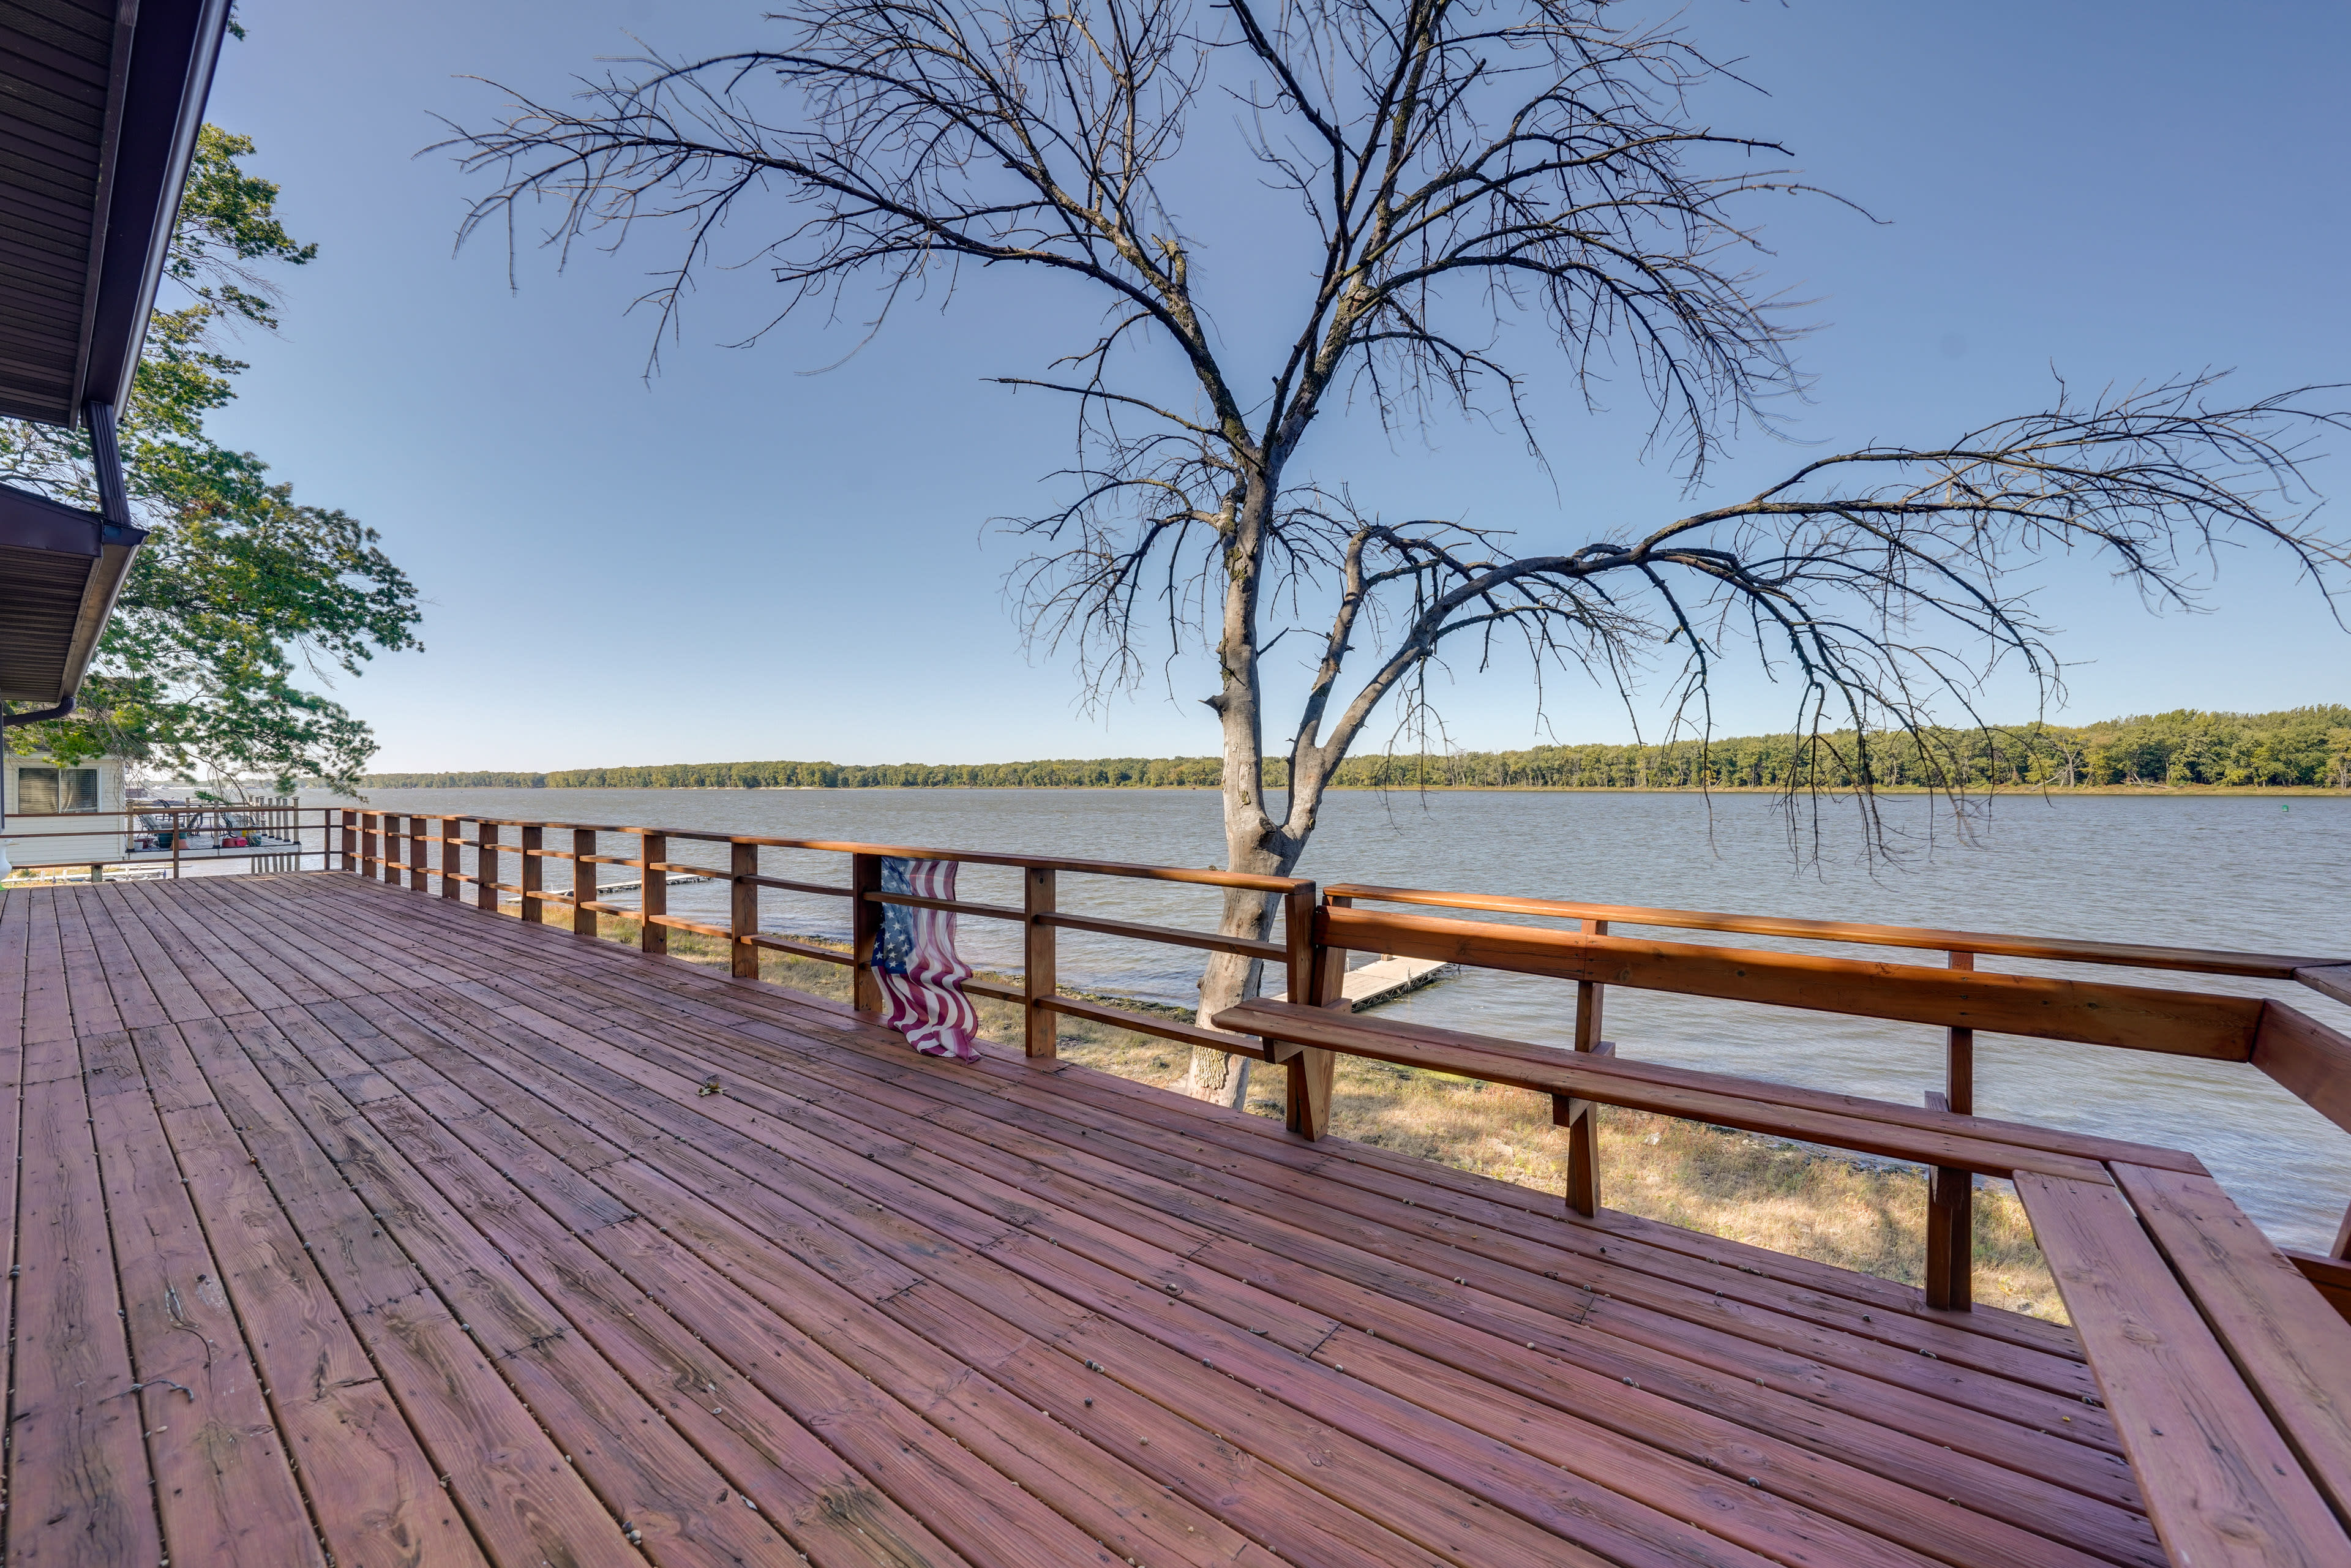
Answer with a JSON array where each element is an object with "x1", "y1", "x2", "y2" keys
[{"x1": 3, "y1": 754, "x2": 129, "y2": 868}]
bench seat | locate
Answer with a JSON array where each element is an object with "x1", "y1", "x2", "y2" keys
[
  {"x1": 1217, "y1": 995, "x2": 2351, "y2": 1567},
  {"x1": 1217, "y1": 997, "x2": 2188, "y2": 1183}
]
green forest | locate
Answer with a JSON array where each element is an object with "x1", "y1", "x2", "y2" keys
[{"x1": 366, "y1": 707, "x2": 2351, "y2": 793}]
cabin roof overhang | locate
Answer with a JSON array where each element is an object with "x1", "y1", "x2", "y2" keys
[
  {"x1": 1, "y1": 0, "x2": 233, "y2": 429},
  {"x1": 0, "y1": 481, "x2": 145, "y2": 701},
  {"x1": 1, "y1": 0, "x2": 228, "y2": 706}
]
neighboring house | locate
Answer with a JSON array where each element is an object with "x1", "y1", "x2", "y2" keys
[{"x1": 2, "y1": 752, "x2": 130, "y2": 868}]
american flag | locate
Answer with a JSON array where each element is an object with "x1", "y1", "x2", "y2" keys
[{"x1": 876, "y1": 857, "x2": 980, "y2": 1060}]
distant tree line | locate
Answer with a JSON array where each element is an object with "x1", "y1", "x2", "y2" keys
[{"x1": 363, "y1": 707, "x2": 2351, "y2": 793}]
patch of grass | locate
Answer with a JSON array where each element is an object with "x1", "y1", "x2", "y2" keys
[{"x1": 532, "y1": 901, "x2": 2064, "y2": 1322}]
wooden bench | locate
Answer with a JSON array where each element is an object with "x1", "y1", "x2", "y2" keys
[
  {"x1": 2016, "y1": 1171, "x2": 2351, "y2": 1565},
  {"x1": 1218, "y1": 996, "x2": 2351, "y2": 1567},
  {"x1": 1218, "y1": 997, "x2": 2177, "y2": 1186}
]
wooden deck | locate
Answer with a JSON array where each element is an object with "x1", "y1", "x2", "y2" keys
[{"x1": 0, "y1": 874, "x2": 2191, "y2": 1568}]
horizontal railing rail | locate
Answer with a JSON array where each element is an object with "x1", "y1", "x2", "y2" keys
[
  {"x1": 3, "y1": 802, "x2": 330, "y2": 878},
  {"x1": 1322, "y1": 904, "x2": 2271, "y2": 1057},
  {"x1": 1321, "y1": 879, "x2": 2351, "y2": 1308},
  {"x1": 1324, "y1": 881, "x2": 2343, "y2": 978},
  {"x1": 336, "y1": 809, "x2": 1314, "y2": 1073},
  {"x1": 332, "y1": 806, "x2": 2351, "y2": 1315}
]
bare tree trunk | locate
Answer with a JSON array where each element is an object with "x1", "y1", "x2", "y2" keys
[{"x1": 1183, "y1": 470, "x2": 1308, "y2": 1108}]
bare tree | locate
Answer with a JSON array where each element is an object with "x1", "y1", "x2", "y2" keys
[{"x1": 446, "y1": 0, "x2": 2347, "y2": 1106}]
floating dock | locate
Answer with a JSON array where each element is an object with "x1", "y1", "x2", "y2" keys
[{"x1": 1341, "y1": 953, "x2": 1456, "y2": 1010}]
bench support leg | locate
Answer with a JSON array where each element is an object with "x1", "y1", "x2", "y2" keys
[
  {"x1": 1924, "y1": 1088, "x2": 1973, "y2": 1310},
  {"x1": 1286, "y1": 1048, "x2": 1335, "y2": 1140},
  {"x1": 1556, "y1": 1035, "x2": 1615, "y2": 1218},
  {"x1": 1556, "y1": 1094, "x2": 1599, "y2": 1217},
  {"x1": 1281, "y1": 886, "x2": 1341, "y2": 1141}
]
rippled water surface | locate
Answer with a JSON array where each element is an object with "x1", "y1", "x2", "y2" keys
[{"x1": 331, "y1": 786, "x2": 2351, "y2": 1249}]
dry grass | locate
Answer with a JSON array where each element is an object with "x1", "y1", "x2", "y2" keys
[{"x1": 535, "y1": 902, "x2": 2066, "y2": 1324}]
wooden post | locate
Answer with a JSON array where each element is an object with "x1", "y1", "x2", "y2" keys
[
  {"x1": 519, "y1": 825, "x2": 543, "y2": 924},
  {"x1": 382, "y1": 814, "x2": 404, "y2": 885},
  {"x1": 1926, "y1": 949, "x2": 1978, "y2": 1311},
  {"x1": 730, "y1": 841, "x2": 759, "y2": 978},
  {"x1": 573, "y1": 828, "x2": 598, "y2": 937},
  {"x1": 850, "y1": 852, "x2": 885, "y2": 1013},
  {"x1": 1313, "y1": 893, "x2": 1352, "y2": 1005},
  {"x1": 639, "y1": 831, "x2": 667, "y2": 955},
  {"x1": 1945, "y1": 950, "x2": 1976, "y2": 1114},
  {"x1": 1023, "y1": 866, "x2": 1057, "y2": 1058},
  {"x1": 440, "y1": 817, "x2": 461, "y2": 898},
  {"x1": 358, "y1": 811, "x2": 375, "y2": 877},
  {"x1": 171, "y1": 808, "x2": 183, "y2": 880},
  {"x1": 340, "y1": 809, "x2": 356, "y2": 872},
  {"x1": 1559, "y1": 917, "x2": 1611, "y2": 1217},
  {"x1": 408, "y1": 817, "x2": 429, "y2": 892},
  {"x1": 476, "y1": 823, "x2": 499, "y2": 913},
  {"x1": 1282, "y1": 883, "x2": 1337, "y2": 1140}
]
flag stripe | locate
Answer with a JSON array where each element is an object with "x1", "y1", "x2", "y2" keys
[{"x1": 876, "y1": 856, "x2": 980, "y2": 1060}]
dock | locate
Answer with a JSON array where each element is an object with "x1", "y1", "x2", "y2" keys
[{"x1": 1341, "y1": 952, "x2": 1455, "y2": 1009}]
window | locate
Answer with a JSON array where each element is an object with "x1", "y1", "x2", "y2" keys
[{"x1": 17, "y1": 767, "x2": 99, "y2": 814}]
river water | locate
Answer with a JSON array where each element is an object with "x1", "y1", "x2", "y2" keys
[{"x1": 330, "y1": 786, "x2": 2351, "y2": 1250}]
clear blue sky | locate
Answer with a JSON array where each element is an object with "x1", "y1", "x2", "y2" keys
[{"x1": 202, "y1": 1, "x2": 2350, "y2": 773}]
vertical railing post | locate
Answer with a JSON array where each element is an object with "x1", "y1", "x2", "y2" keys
[
  {"x1": 730, "y1": 841, "x2": 759, "y2": 978},
  {"x1": 476, "y1": 823, "x2": 499, "y2": 913},
  {"x1": 1023, "y1": 866, "x2": 1057, "y2": 1058},
  {"x1": 440, "y1": 817, "x2": 462, "y2": 898},
  {"x1": 1281, "y1": 882, "x2": 1336, "y2": 1140},
  {"x1": 359, "y1": 811, "x2": 377, "y2": 877},
  {"x1": 1926, "y1": 949, "x2": 1977, "y2": 1311},
  {"x1": 1944, "y1": 950, "x2": 1976, "y2": 1114},
  {"x1": 639, "y1": 831, "x2": 667, "y2": 955},
  {"x1": 572, "y1": 828, "x2": 598, "y2": 937},
  {"x1": 340, "y1": 808, "x2": 355, "y2": 872},
  {"x1": 171, "y1": 808, "x2": 183, "y2": 880},
  {"x1": 519, "y1": 825, "x2": 543, "y2": 924},
  {"x1": 382, "y1": 814, "x2": 405, "y2": 886},
  {"x1": 408, "y1": 816, "x2": 429, "y2": 892},
  {"x1": 1558, "y1": 917, "x2": 1614, "y2": 1218},
  {"x1": 849, "y1": 852, "x2": 885, "y2": 1013}
]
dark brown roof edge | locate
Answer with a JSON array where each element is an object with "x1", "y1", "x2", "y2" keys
[
  {"x1": 72, "y1": 0, "x2": 237, "y2": 426},
  {"x1": 0, "y1": 481, "x2": 148, "y2": 702}
]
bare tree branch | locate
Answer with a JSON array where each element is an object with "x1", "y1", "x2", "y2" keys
[{"x1": 440, "y1": 0, "x2": 2349, "y2": 1105}]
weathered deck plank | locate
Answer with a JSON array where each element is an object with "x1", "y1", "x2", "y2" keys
[
  {"x1": 7, "y1": 937, "x2": 163, "y2": 1568},
  {"x1": 82, "y1": 1027, "x2": 326, "y2": 1568}
]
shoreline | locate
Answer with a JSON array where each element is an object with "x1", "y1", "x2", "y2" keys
[{"x1": 354, "y1": 781, "x2": 2351, "y2": 798}]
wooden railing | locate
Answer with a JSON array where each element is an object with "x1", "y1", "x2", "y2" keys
[
  {"x1": 333, "y1": 809, "x2": 2351, "y2": 1310},
  {"x1": 1320, "y1": 881, "x2": 2351, "y2": 1307},
  {"x1": 336, "y1": 809, "x2": 1335, "y2": 1120},
  {"x1": 3, "y1": 803, "x2": 328, "y2": 878}
]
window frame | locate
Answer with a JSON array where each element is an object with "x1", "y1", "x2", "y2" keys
[{"x1": 14, "y1": 766, "x2": 100, "y2": 814}]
